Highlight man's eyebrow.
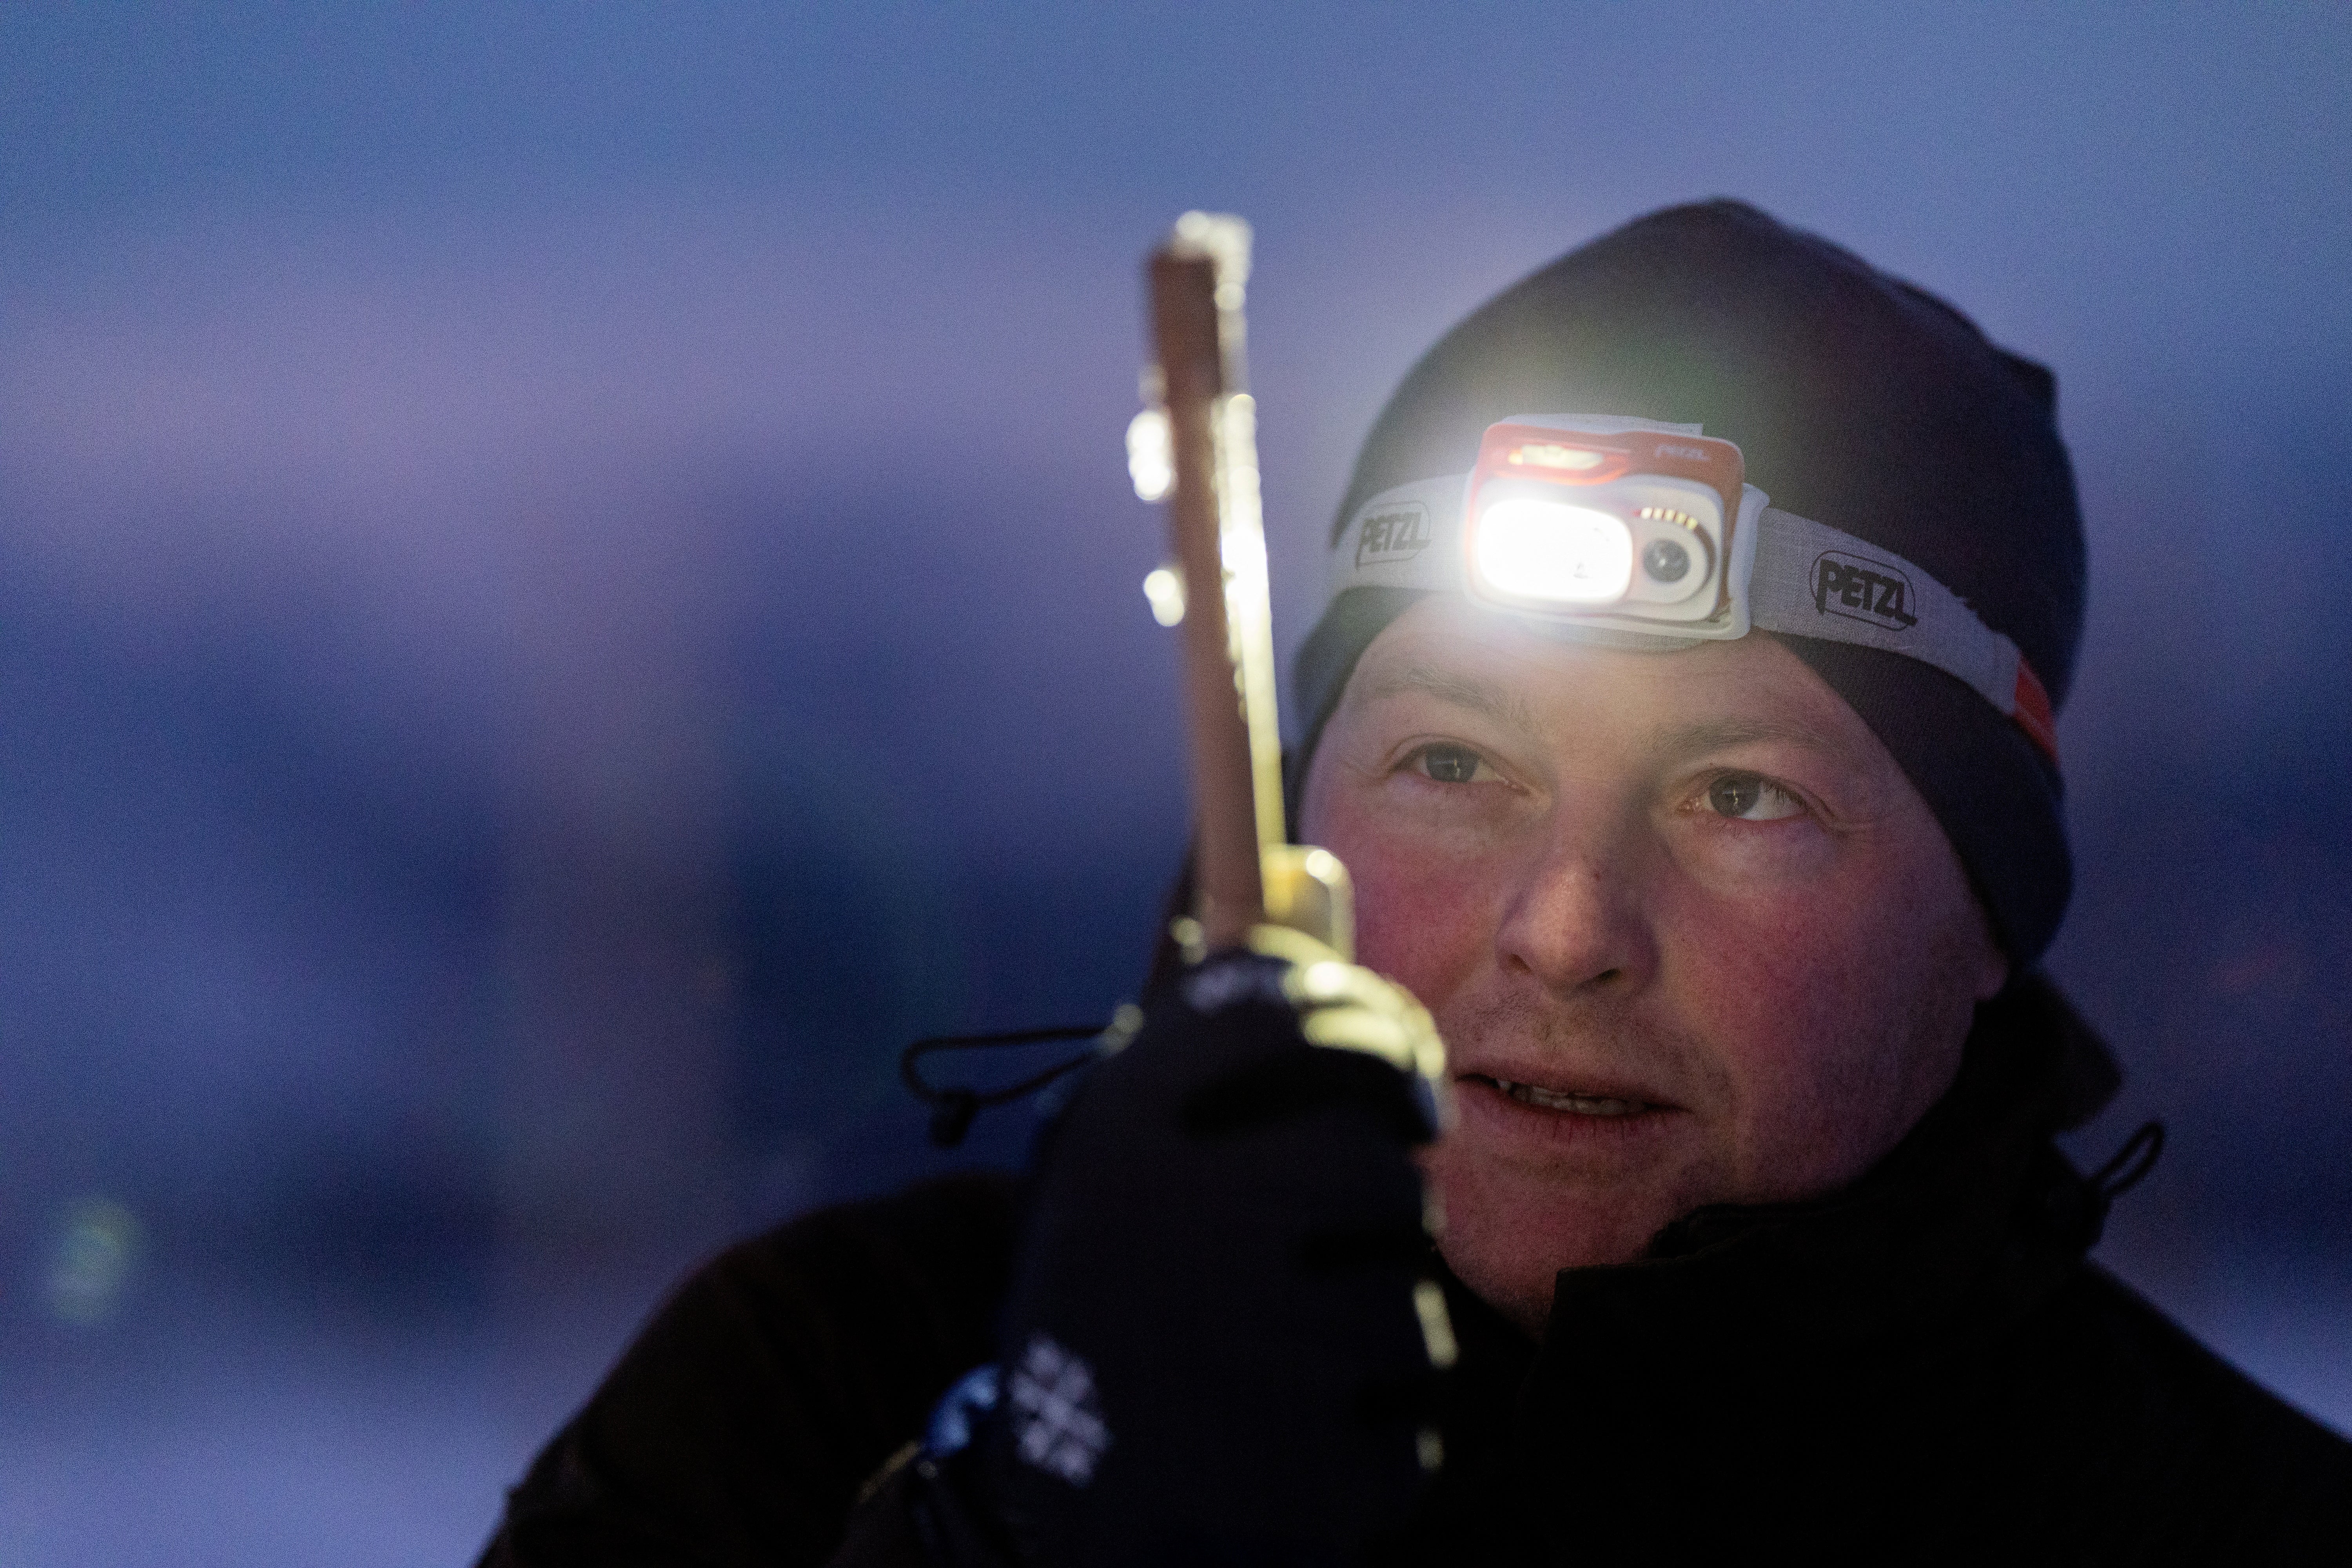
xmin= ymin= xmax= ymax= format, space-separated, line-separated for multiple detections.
xmin=1647 ymin=715 xmax=1845 ymax=760
xmin=1357 ymin=663 xmax=1542 ymax=742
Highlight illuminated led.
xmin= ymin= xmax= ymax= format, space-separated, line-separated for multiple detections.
xmin=1472 ymin=498 xmax=1633 ymax=604
xmin=1638 ymin=504 xmax=1700 ymax=530
xmin=1142 ymin=565 xmax=1186 ymax=626
xmin=1506 ymin=443 xmax=1606 ymax=471
xmin=1127 ymin=408 xmax=1174 ymax=502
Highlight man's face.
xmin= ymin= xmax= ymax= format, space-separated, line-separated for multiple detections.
xmin=1298 ymin=595 xmax=2007 ymax=1338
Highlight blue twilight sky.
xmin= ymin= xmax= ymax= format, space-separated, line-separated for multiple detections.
xmin=0 ymin=4 xmax=2348 ymax=1290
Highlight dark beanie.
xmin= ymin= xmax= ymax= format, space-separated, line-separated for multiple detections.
xmin=1293 ymin=200 xmax=2085 ymax=966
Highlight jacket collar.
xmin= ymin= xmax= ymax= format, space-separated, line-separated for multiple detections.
xmin=1524 ymin=972 xmax=2124 ymax=1394
xmin=1411 ymin=976 xmax=2130 ymax=1553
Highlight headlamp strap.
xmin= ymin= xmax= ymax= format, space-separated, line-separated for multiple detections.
xmin=1745 ymin=506 xmax=2056 ymax=762
xmin=1329 ymin=477 xmax=2060 ymax=766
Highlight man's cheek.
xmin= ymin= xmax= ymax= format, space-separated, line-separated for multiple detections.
xmin=1666 ymin=891 xmax=1911 ymax=1189
xmin=1345 ymin=843 xmax=1493 ymax=1006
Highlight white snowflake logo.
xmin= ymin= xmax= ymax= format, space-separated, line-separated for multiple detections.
xmin=1007 ymin=1333 xmax=1112 ymax=1486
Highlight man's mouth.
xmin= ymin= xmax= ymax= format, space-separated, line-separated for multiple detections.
xmin=1471 ymin=1074 xmax=1660 ymax=1118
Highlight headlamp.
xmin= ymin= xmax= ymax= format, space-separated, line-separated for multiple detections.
xmin=1470 ymin=497 xmax=1636 ymax=606
xmin=1461 ymin=420 xmax=1746 ymax=626
xmin=1330 ymin=414 xmax=2060 ymax=763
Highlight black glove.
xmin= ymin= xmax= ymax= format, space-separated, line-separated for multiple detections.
xmin=956 ymin=927 xmax=1453 ymax=1568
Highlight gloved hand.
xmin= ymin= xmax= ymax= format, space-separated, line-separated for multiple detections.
xmin=948 ymin=926 xmax=1454 ymax=1568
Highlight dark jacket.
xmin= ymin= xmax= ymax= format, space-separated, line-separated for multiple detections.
xmin=479 ymin=979 xmax=2352 ymax=1565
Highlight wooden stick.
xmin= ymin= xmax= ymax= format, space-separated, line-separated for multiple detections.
xmin=1150 ymin=247 xmax=1262 ymax=951
xmin=1146 ymin=214 xmax=1353 ymax=962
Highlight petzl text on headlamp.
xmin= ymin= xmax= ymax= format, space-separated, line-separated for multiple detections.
xmin=1333 ymin=415 xmax=2059 ymax=764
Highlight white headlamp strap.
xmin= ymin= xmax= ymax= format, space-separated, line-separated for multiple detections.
xmin=1330 ymin=477 xmax=2059 ymax=762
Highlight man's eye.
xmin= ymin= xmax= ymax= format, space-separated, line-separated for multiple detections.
xmin=1413 ymin=744 xmax=1489 ymax=784
xmin=1706 ymin=774 xmax=1803 ymax=821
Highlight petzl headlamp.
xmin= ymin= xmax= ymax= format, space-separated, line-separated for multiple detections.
xmin=1333 ymin=415 xmax=2059 ymax=762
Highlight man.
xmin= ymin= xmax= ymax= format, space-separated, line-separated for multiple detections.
xmin=480 ymin=201 xmax=2352 ymax=1565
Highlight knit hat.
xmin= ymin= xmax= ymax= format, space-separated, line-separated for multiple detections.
xmin=1293 ymin=201 xmax=2085 ymax=965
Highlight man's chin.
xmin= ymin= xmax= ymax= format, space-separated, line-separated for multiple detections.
xmin=1428 ymin=1139 xmax=1714 ymax=1334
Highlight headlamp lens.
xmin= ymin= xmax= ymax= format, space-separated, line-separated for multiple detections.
xmin=1470 ymin=498 xmax=1634 ymax=606
xmin=1641 ymin=537 xmax=1691 ymax=583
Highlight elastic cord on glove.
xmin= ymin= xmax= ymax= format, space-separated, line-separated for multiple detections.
xmin=900 ymin=1010 xmax=1143 ymax=1147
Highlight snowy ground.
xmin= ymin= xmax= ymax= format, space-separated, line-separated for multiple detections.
xmin=0 ymin=1272 xmax=648 ymax=1568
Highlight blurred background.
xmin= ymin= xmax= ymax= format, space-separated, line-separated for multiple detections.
xmin=2 ymin=4 xmax=2346 ymax=1561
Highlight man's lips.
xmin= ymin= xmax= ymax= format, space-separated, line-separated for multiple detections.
xmin=1456 ymin=1071 xmax=1680 ymax=1119
xmin=1481 ymin=1077 xmax=1648 ymax=1116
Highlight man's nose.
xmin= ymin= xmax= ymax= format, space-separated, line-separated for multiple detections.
xmin=1492 ymin=811 xmax=1657 ymax=995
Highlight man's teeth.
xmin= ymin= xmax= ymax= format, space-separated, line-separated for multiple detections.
xmin=1493 ymin=1078 xmax=1645 ymax=1116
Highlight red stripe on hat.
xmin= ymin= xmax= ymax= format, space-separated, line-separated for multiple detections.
xmin=2012 ymin=659 xmax=2059 ymax=766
